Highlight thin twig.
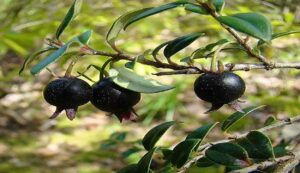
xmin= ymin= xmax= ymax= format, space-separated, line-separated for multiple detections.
xmin=229 ymin=150 xmax=300 ymax=173
xmin=153 ymin=62 xmax=300 ymax=76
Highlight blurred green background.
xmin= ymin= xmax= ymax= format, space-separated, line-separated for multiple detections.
xmin=0 ymin=0 xmax=299 ymax=172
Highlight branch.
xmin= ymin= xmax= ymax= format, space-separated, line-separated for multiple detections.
xmin=199 ymin=3 xmax=272 ymax=66
xmin=153 ymin=62 xmax=300 ymax=76
xmin=85 ymin=48 xmax=202 ymax=71
xmin=229 ymin=150 xmax=300 ymax=173
xmin=177 ymin=115 xmax=300 ymax=173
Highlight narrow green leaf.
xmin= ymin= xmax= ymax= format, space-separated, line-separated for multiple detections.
xmin=100 ymin=140 xmax=117 ymax=150
xmin=152 ymin=40 xmax=173 ymax=58
xmin=236 ymin=131 xmax=275 ymax=161
xmin=164 ymin=32 xmax=204 ymax=59
xmin=170 ymin=139 xmax=199 ymax=168
xmin=156 ymin=165 xmax=174 ymax=173
xmin=161 ymin=148 xmax=173 ymax=160
xmin=109 ymin=67 xmax=174 ymax=93
xmin=205 ymin=143 xmax=250 ymax=168
xmin=184 ymin=4 xmax=208 ymax=15
xmin=77 ymin=30 xmax=92 ymax=44
xmin=30 ymin=31 xmax=91 ymax=75
xmin=142 ymin=121 xmax=176 ymax=151
xmin=212 ymin=0 xmax=225 ymax=12
xmin=272 ymin=30 xmax=300 ymax=40
xmin=124 ymin=1 xmax=189 ymax=29
xmin=191 ymin=39 xmax=228 ymax=59
xmin=110 ymin=132 xmax=127 ymax=141
xmin=56 ymin=0 xmax=82 ymax=39
xmin=258 ymin=30 xmax=300 ymax=46
xmin=186 ymin=122 xmax=218 ymax=150
xmin=117 ymin=164 xmax=138 ymax=173
xmin=221 ymin=105 xmax=265 ymax=132
xmin=273 ymin=141 xmax=289 ymax=157
xmin=19 ymin=47 xmax=57 ymax=75
xmin=30 ymin=44 xmax=69 ymax=75
xmin=122 ymin=147 xmax=142 ymax=158
xmin=135 ymin=147 xmax=157 ymax=173
xmin=203 ymin=39 xmax=229 ymax=52
xmin=264 ymin=116 xmax=277 ymax=126
xmin=218 ymin=13 xmax=272 ymax=41
xmin=106 ymin=8 xmax=151 ymax=51
xmin=196 ymin=157 xmax=215 ymax=167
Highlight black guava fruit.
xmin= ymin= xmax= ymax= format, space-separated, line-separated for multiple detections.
xmin=91 ymin=78 xmax=141 ymax=122
xmin=43 ymin=77 xmax=92 ymax=120
xmin=194 ymin=72 xmax=246 ymax=112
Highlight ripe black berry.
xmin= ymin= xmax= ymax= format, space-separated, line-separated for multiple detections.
xmin=43 ymin=77 xmax=92 ymax=120
xmin=194 ymin=72 xmax=246 ymax=112
xmin=91 ymin=78 xmax=141 ymax=122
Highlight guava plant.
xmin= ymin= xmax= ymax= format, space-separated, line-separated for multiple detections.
xmin=19 ymin=0 xmax=300 ymax=172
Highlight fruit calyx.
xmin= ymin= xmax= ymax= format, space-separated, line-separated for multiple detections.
xmin=91 ymin=78 xmax=141 ymax=122
xmin=43 ymin=77 xmax=92 ymax=120
xmin=194 ymin=71 xmax=246 ymax=113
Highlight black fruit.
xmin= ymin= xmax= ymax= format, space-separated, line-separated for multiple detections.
xmin=43 ymin=77 xmax=92 ymax=120
xmin=194 ymin=72 xmax=246 ymax=112
xmin=91 ymin=78 xmax=141 ymax=122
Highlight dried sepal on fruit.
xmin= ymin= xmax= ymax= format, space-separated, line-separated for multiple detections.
xmin=91 ymin=78 xmax=141 ymax=122
xmin=43 ymin=77 xmax=92 ymax=120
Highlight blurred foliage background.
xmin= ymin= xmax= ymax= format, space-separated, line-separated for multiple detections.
xmin=0 ymin=0 xmax=299 ymax=172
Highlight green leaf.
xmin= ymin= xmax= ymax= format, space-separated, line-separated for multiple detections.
xmin=106 ymin=8 xmax=151 ymax=51
xmin=191 ymin=39 xmax=228 ymax=59
xmin=117 ymin=164 xmax=138 ymax=173
xmin=30 ymin=44 xmax=69 ymax=75
xmin=205 ymin=143 xmax=250 ymax=168
xmin=142 ymin=121 xmax=176 ymax=151
xmin=196 ymin=157 xmax=215 ymax=167
xmin=218 ymin=13 xmax=272 ymax=41
xmin=273 ymin=141 xmax=289 ymax=157
xmin=56 ymin=0 xmax=82 ymax=39
xmin=186 ymin=122 xmax=218 ymax=150
xmin=110 ymin=131 xmax=127 ymax=141
xmin=258 ymin=30 xmax=300 ymax=46
xmin=156 ymin=165 xmax=174 ymax=173
xmin=236 ymin=131 xmax=275 ymax=161
xmin=184 ymin=4 xmax=208 ymax=15
xmin=164 ymin=32 xmax=204 ymax=59
xmin=212 ymin=0 xmax=225 ymax=12
xmin=152 ymin=41 xmax=173 ymax=58
xmin=264 ymin=116 xmax=277 ymax=126
xmin=161 ymin=148 xmax=173 ymax=160
xmin=272 ymin=30 xmax=300 ymax=40
xmin=221 ymin=105 xmax=265 ymax=132
xmin=19 ymin=47 xmax=57 ymax=75
xmin=100 ymin=140 xmax=117 ymax=150
xmin=124 ymin=1 xmax=189 ymax=29
xmin=77 ymin=30 xmax=92 ymax=44
xmin=135 ymin=147 xmax=157 ymax=173
xmin=30 ymin=31 xmax=91 ymax=75
xmin=109 ymin=67 xmax=174 ymax=93
xmin=170 ymin=139 xmax=199 ymax=168
xmin=122 ymin=147 xmax=142 ymax=158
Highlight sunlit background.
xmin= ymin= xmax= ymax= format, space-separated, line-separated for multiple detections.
xmin=0 ymin=0 xmax=299 ymax=172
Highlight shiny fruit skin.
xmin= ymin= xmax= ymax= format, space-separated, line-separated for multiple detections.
xmin=194 ymin=72 xmax=245 ymax=106
xmin=43 ymin=77 xmax=92 ymax=109
xmin=91 ymin=78 xmax=140 ymax=114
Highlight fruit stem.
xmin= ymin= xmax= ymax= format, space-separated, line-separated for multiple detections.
xmin=211 ymin=41 xmax=235 ymax=72
xmin=65 ymin=56 xmax=79 ymax=77
xmin=100 ymin=58 xmax=115 ymax=80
